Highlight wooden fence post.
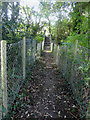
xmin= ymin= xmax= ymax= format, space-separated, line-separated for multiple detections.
xmin=36 ymin=40 xmax=37 ymax=53
xmin=71 ymin=40 xmax=78 ymax=97
xmin=74 ymin=40 xmax=78 ymax=59
xmin=64 ymin=45 xmax=68 ymax=76
xmin=0 ymin=3 xmax=2 ymax=118
xmin=56 ymin=45 xmax=59 ymax=65
xmin=0 ymin=88 xmax=2 ymax=119
xmin=33 ymin=39 xmax=36 ymax=62
xmin=22 ymin=37 xmax=26 ymax=80
xmin=51 ymin=43 xmax=53 ymax=52
xmin=42 ymin=40 xmax=44 ymax=51
xmin=40 ymin=42 xmax=42 ymax=56
xmin=1 ymin=40 xmax=7 ymax=117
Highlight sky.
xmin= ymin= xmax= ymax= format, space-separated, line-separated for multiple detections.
xmin=7 ymin=0 xmax=70 ymax=25
xmin=20 ymin=0 xmax=40 ymax=11
xmin=20 ymin=0 xmax=59 ymax=25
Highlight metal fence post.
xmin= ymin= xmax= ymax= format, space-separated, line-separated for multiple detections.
xmin=1 ymin=40 xmax=7 ymax=117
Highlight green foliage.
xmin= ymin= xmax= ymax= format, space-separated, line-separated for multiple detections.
xmin=1 ymin=1 xmax=89 ymax=118
xmin=2 ymin=3 xmax=45 ymax=43
xmin=34 ymin=34 xmax=44 ymax=43
xmin=2 ymin=105 xmax=7 ymax=114
xmin=66 ymin=33 xmax=88 ymax=47
xmin=51 ymin=18 xmax=71 ymax=43
xmin=66 ymin=2 xmax=89 ymax=47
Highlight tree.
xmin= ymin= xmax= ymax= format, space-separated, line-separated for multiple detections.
xmin=40 ymin=1 xmax=53 ymax=36
xmin=68 ymin=2 xmax=89 ymax=47
xmin=2 ymin=2 xmax=21 ymax=43
xmin=0 ymin=1 xmax=2 ymax=40
xmin=50 ymin=1 xmax=71 ymax=43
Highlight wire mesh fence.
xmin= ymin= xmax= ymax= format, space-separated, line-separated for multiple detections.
xmin=26 ymin=39 xmax=36 ymax=72
xmin=52 ymin=41 xmax=89 ymax=118
xmin=0 ymin=38 xmax=44 ymax=119
xmin=7 ymin=40 xmax=23 ymax=110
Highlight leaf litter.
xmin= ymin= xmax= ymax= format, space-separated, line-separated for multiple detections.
xmin=7 ymin=52 xmax=81 ymax=119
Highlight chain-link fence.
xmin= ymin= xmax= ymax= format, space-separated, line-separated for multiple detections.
xmin=52 ymin=41 xmax=89 ymax=118
xmin=0 ymin=38 xmax=44 ymax=119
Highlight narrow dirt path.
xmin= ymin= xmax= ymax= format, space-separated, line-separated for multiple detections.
xmin=8 ymin=52 xmax=81 ymax=119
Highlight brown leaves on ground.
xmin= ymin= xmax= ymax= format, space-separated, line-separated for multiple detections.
xmin=8 ymin=52 xmax=81 ymax=119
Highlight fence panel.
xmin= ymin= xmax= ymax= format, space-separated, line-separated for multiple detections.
xmin=26 ymin=38 xmax=37 ymax=71
xmin=7 ymin=40 xmax=23 ymax=110
xmin=52 ymin=41 xmax=89 ymax=118
xmin=26 ymin=38 xmax=32 ymax=72
xmin=0 ymin=38 xmax=44 ymax=119
xmin=37 ymin=42 xmax=41 ymax=59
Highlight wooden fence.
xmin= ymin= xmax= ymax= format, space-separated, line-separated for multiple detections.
xmin=51 ymin=41 xmax=89 ymax=119
xmin=0 ymin=37 xmax=44 ymax=119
